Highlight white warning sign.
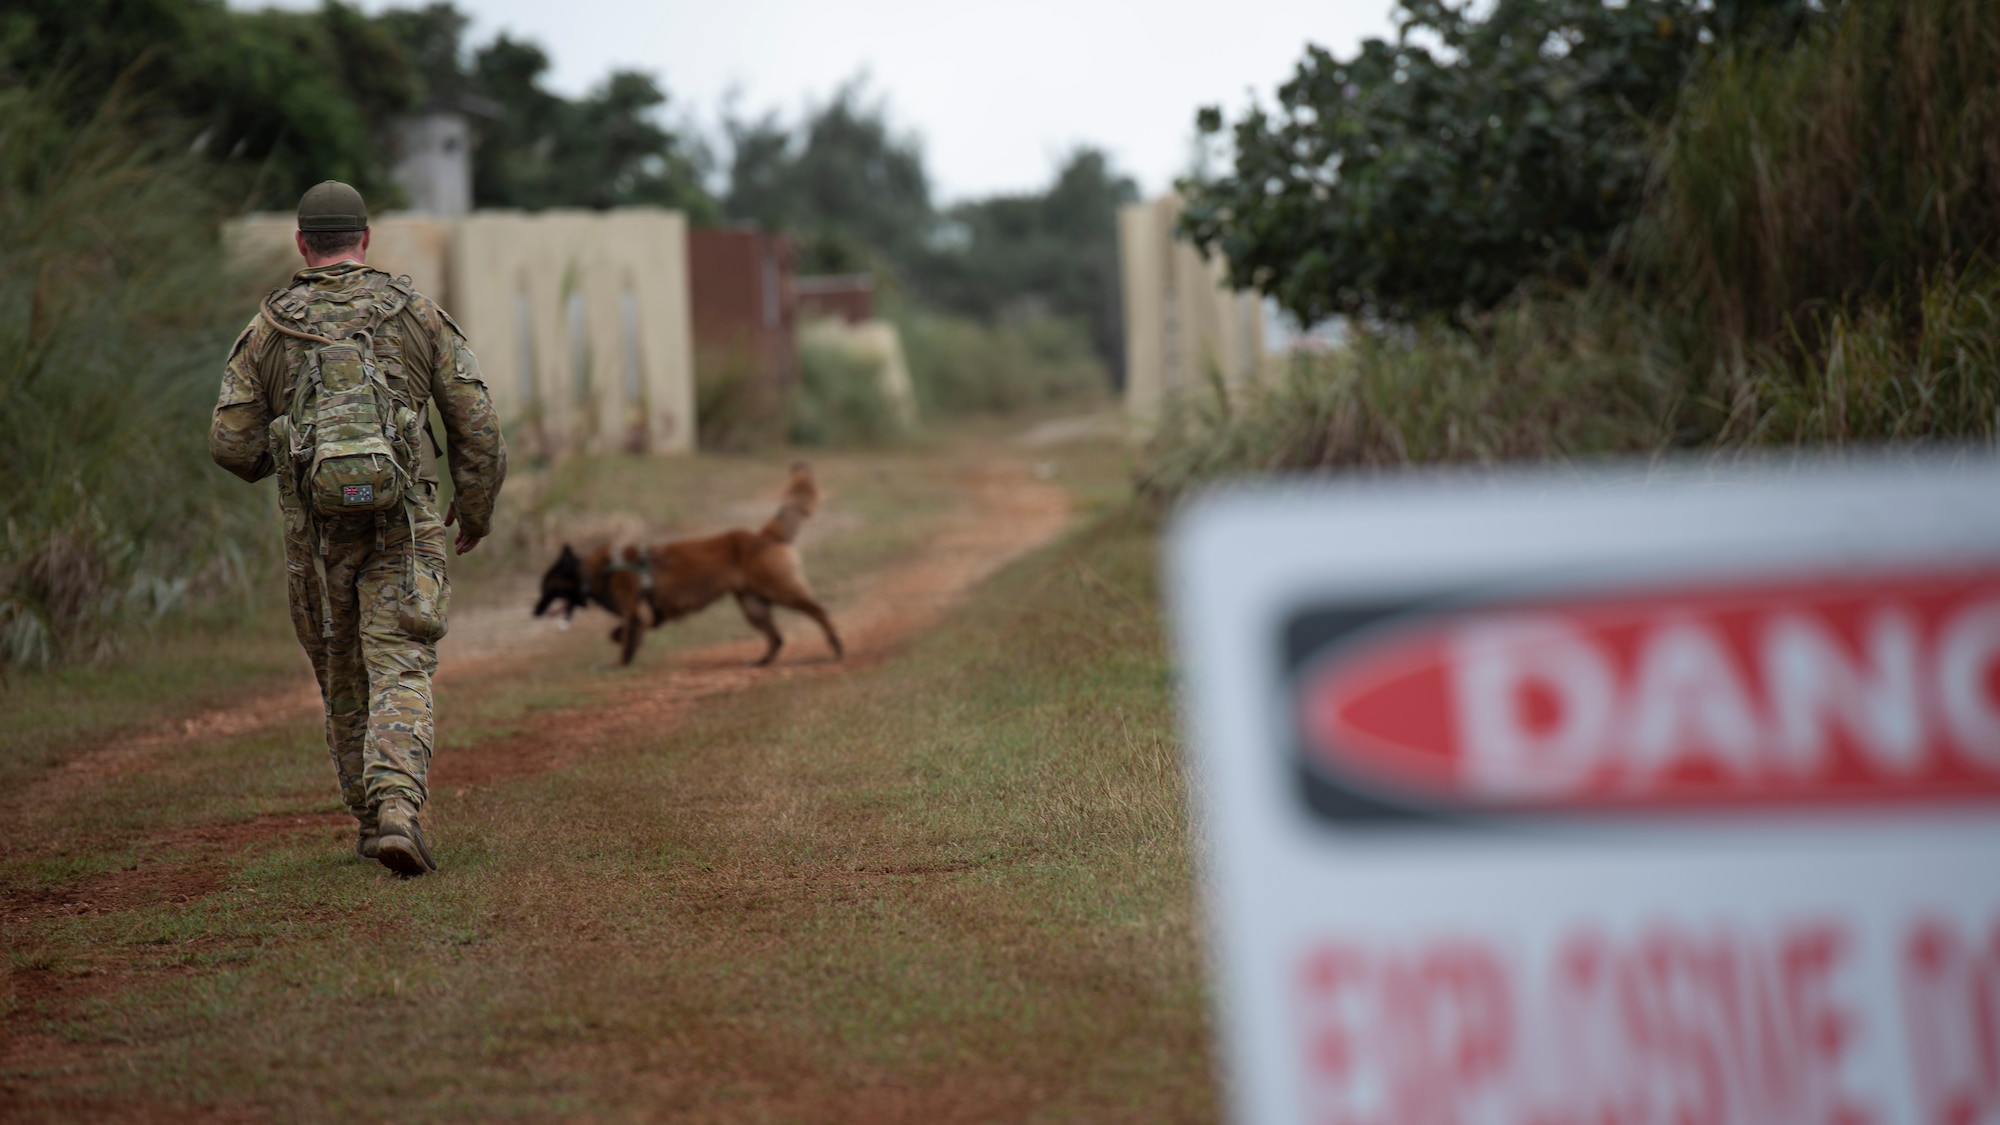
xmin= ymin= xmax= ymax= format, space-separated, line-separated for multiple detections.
xmin=1168 ymin=462 xmax=2000 ymax=1125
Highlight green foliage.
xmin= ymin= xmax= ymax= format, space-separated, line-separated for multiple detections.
xmin=0 ymin=0 xmax=422 ymax=210
xmin=924 ymin=149 xmax=1138 ymax=371
xmin=897 ymin=307 xmax=1110 ymax=418
xmin=1149 ymin=0 xmax=2000 ymax=496
xmin=791 ymin=336 xmax=904 ymax=448
xmin=722 ymin=90 xmax=1135 ymax=372
xmin=1180 ymin=0 xmax=1810 ymax=325
xmin=724 ymin=79 xmax=934 ymax=277
xmin=1 ymin=0 xmax=714 ymax=216
xmin=692 ymin=354 xmax=787 ymax=453
xmin=459 ymin=33 xmax=714 ymax=217
xmin=0 ymin=82 xmax=267 ymax=667
xmin=1723 ymin=268 xmax=2000 ymax=447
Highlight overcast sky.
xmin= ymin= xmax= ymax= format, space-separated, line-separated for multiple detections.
xmin=238 ymin=0 xmax=1401 ymax=203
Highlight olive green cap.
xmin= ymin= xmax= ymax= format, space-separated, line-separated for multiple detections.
xmin=296 ymin=180 xmax=369 ymax=232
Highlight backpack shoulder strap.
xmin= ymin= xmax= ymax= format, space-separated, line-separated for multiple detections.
xmin=261 ymin=293 xmax=331 ymax=345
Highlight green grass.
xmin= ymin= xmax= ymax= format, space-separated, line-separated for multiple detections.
xmin=0 ymin=603 xmax=301 ymax=791
xmin=0 ymin=433 xmax=1211 ymax=1122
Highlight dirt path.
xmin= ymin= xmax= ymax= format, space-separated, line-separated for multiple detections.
xmin=14 ymin=456 xmax=1071 ymax=810
xmin=5 ymin=453 xmax=1072 ymax=907
xmin=437 ymin=459 xmax=1074 ymax=787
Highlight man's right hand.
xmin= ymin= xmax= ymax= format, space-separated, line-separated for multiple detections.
xmin=444 ymin=504 xmax=479 ymax=555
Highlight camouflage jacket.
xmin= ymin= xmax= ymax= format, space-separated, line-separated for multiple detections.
xmin=209 ymin=261 xmax=507 ymax=540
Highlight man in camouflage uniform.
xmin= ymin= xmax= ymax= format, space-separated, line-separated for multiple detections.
xmin=210 ymin=181 xmax=506 ymax=877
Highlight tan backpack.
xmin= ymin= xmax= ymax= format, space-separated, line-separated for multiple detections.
xmin=261 ymin=282 xmax=425 ymax=518
xmin=260 ymin=276 xmax=447 ymax=642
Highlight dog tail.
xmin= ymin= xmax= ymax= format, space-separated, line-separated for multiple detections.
xmin=760 ymin=461 xmax=818 ymax=544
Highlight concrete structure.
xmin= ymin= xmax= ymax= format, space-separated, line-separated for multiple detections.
xmin=452 ymin=209 xmax=695 ymax=459
xmin=795 ymin=273 xmax=875 ymax=326
xmin=1117 ymin=194 xmax=1266 ymax=434
xmin=688 ymin=228 xmax=797 ymax=387
xmin=391 ymin=112 xmax=473 ymax=219
xmin=223 ymin=208 xmax=696 ymax=461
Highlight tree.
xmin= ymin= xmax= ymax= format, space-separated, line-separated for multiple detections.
xmin=923 ymin=149 xmax=1138 ymax=368
xmin=1180 ymin=0 xmax=1816 ymax=327
xmin=0 ymin=0 xmax=422 ymax=209
xmin=464 ymin=33 xmax=714 ymax=218
xmin=723 ymin=79 xmax=935 ymax=276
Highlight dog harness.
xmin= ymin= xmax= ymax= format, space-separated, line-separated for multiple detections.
xmin=581 ymin=554 xmax=655 ymax=609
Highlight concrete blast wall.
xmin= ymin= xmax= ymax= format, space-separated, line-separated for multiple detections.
xmin=225 ymin=213 xmax=453 ymax=299
xmin=452 ymin=209 xmax=695 ymax=460
xmin=1117 ymin=195 xmax=1265 ymax=435
xmin=223 ymin=208 xmax=695 ymax=461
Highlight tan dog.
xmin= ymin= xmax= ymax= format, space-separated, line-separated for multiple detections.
xmin=534 ymin=463 xmax=844 ymax=666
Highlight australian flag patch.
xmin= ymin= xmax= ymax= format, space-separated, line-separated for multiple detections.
xmin=342 ymin=484 xmax=374 ymax=505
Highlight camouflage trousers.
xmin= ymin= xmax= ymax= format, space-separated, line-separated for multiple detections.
xmin=283 ymin=486 xmax=452 ymax=821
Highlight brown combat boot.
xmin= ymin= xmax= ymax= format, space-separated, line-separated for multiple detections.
xmin=373 ymin=796 xmax=437 ymax=876
xmin=355 ymin=816 xmax=381 ymax=860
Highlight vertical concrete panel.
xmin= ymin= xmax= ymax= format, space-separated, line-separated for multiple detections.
xmin=453 ymin=211 xmax=558 ymax=460
xmin=363 ymin=216 xmax=450 ymax=296
xmin=545 ymin=209 xmax=698 ymax=455
xmin=649 ymin=212 xmax=696 ymax=453
xmin=1118 ymin=194 xmax=1268 ymax=437
xmin=597 ymin=209 xmax=696 ymax=454
xmin=1119 ymin=201 xmax=1166 ymax=432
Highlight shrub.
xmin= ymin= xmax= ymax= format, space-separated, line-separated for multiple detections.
xmin=0 ymin=82 xmax=266 ymax=667
xmin=790 ymin=331 xmax=904 ymax=447
xmin=895 ymin=307 xmax=1109 ymax=417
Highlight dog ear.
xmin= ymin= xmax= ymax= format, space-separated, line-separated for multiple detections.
xmin=559 ymin=543 xmax=577 ymax=562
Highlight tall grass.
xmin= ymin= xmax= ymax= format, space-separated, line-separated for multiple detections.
xmin=1140 ymin=270 xmax=2000 ymax=499
xmin=0 ymin=82 xmax=267 ymax=668
xmin=1640 ymin=0 xmax=2000 ymax=356
xmin=1137 ymin=290 xmax=1683 ymax=498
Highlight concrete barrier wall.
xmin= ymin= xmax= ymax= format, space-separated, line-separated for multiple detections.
xmin=225 ymin=213 xmax=453 ymax=298
xmin=1117 ymin=195 xmax=1266 ymax=435
xmin=224 ymin=208 xmax=695 ymax=461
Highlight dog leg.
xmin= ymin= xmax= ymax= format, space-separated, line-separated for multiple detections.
xmin=777 ymin=593 xmax=843 ymax=661
xmin=619 ymin=610 xmax=644 ymax=666
xmin=735 ymin=593 xmax=784 ymax=667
